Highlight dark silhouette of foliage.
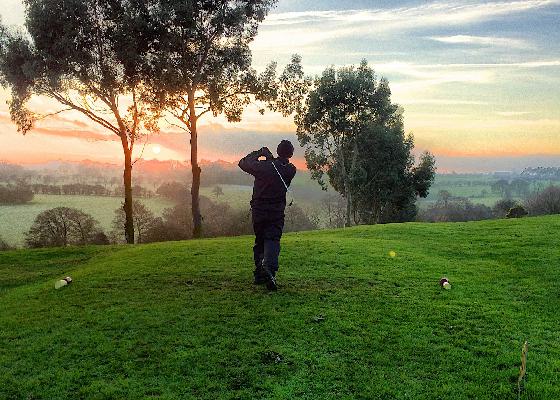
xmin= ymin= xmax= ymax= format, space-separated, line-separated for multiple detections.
xmin=0 ymin=1 xmax=162 ymax=244
xmin=296 ymin=60 xmax=435 ymax=225
xmin=506 ymin=205 xmax=528 ymax=219
xmin=111 ymin=201 xmax=161 ymax=244
xmin=493 ymin=199 xmax=519 ymax=218
xmin=0 ymin=183 xmax=34 ymax=204
xmin=156 ymin=182 xmax=190 ymax=202
xmin=25 ymin=207 xmax=105 ymax=248
xmin=419 ymin=198 xmax=494 ymax=223
xmin=147 ymin=0 xmax=307 ymax=237
xmin=0 ymin=236 xmax=14 ymax=251
xmin=525 ymin=186 xmax=560 ymax=216
xmin=284 ymin=205 xmax=318 ymax=232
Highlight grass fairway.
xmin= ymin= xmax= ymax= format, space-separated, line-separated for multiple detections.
xmin=1 ymin=216 xmax=559 ymax=399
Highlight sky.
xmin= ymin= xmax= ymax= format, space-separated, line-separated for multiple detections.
xmin=1 ymin=0 xmax=559 ymax=172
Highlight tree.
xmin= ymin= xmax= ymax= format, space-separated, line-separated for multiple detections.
xmin=25 ymin=207 xmax=105 ymax=248
xmin=321 ymin=192 xmax=347 ymax=228
xmin=0 ymin=183 xmax=34 ymax=204
xmin=212 ymin=185 xmax=224 ymax=200
xmin=0 ymin=236 xmax=14 ymax=251
xmin=351 ymin=124 xmax=435 ymax=223
xmin=525 ymin=185 xmax=560 ymax=215
xmin=419 ymin=198 xmax=494 ymax=223
xmin=284 ymin=205 xmax=318 ymax=232
xmin=156 ymin=181 xmax=190 ymax=202
xmin=437 ymin=190 xmax=452 ymax=207
xmin=147 ymin=1 xmax=307 ymax=237
xmin=296 ymin=60 xmax=435 ymax=225
xmin=491 ymin=179 xmax=511 ymax=198
xmin=111 ymin=200 xmax=160 ymax=244
xmin=510 ymin=178 xmax=530 ymax=198
xmin=0 ymin=1 xmax=160 ymax=244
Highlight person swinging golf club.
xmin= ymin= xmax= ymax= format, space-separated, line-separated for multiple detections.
xmin=238 ymin=140 xmax=297 ymax=290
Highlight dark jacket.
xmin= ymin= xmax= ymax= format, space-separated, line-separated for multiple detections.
xmin=238 ymin=150 xmax=297 ymax=211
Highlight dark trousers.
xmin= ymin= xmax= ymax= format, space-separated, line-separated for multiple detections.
xmin=252 ymin=208 xmax=285 ymax=274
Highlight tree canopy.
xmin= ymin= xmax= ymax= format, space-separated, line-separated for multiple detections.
xmin=296 ymin=60 xmax=435 ymax=225
xmin=0 ymin=0 xmax=162 ymax=243
xmin=145 ymin=0 xmax=307 ymax=237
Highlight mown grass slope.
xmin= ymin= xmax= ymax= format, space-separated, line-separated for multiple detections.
xmin=1 ymin=216 xmax=559 ymax=399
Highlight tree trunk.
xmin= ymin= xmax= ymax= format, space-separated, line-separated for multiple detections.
xmin=345 ymin=190 xmax=352 ymax=227
xmin=123 ymin=145 xmax=135 ymax=244
xmin=189 ymin=99 xmax=203 ymax=238
xmin=350 ymin=138 xmax=360 ymax=226
xmin=339 ymin=147 xmax=352 ymax=228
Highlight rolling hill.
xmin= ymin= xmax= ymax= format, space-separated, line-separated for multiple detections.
xmin=1 ymin=216 xmax=559 ymax=399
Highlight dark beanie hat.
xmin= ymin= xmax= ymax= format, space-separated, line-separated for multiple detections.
xmin=277 ymin=140 xmax=294 ymax=158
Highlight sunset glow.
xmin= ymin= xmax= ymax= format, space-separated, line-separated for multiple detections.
xmin=1 ymin=0 xmax=559 ymax=172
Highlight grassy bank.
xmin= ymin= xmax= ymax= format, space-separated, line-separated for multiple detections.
xmin=1 ymin=216 xmax=559 ymax=399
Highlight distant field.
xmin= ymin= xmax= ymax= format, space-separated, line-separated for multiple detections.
xmin=0 ymin=195 xmax=174 ymax=246
xmin=418 ymin=174 xmax=557 ymax=210
xmin=201 ymin=174 xmax=542 ymax=213
xmin=201 ymin=176 xmax=328 ymax=212
xmin=2 ymin=174 xmax=555 ymax=246
xmin=200 ymin=184 xmax=253 ymax=209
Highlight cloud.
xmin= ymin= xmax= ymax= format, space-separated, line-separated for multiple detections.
xmin=370 ymin=59 xmax=560 ymax=97
xmin=495 ymin=111 xmax=534 ymax=116
xmin=253 ymin=0 xmax=560 ymax=59
xmin=32 ymin=127 xmax=118 ymax=142
xmin=398 ymin=99 xmax=489 ymax=105
xmin=431 ymin=154 xmax=560 ymax=173
xmin=429 ymin=35 xmax=530 ymax=48
xmin=263 ymin=1 xmax=560 ymax=30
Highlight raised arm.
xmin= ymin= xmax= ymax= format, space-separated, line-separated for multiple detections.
xmin=238 ymin=147 xmax=273 ymax=176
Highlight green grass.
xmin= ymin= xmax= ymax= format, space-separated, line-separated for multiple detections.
xmin=0 ymin=195 xmax=174 ymax=246
xmin=1 ymin=216 xmax=560 ymax=399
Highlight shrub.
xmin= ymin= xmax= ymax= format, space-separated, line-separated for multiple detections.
xmin=525 ymin=186 xmax=560 ymax=215
xmin=111 ymin=201 xmax=162 ymax=244
xmin=0 ymin=183 xmax=34 ymax=204
xmin=91 ymin=232 xmax=111 ymax=245
xmin=156 ymin=182 xmax=189 ymax=202
xmin=506 ymin=205 xmax=528 ymax=218
xmin=419 ymin=198 xmax=494 ymax=222
xmin=25 ymin=207 xmax=106 ymax=248
xmin=285 ymin=205 xmax=319 ymax=232
xmin=0 ymin=237 xmax=14 ymax=251
xmin=493 ymin=199 xmax=518 ymax=218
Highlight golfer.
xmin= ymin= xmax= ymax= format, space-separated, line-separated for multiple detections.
xmin=238 ymin=140 xmax=297 ymax=290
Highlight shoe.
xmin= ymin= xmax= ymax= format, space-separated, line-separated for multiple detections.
xmin=266 ymin=275 xmax=277 ymax=291
xmin=264 ymin=268 xmax=277 ymax=291
xmin=253 ymin=266 xmax=267 ymax=284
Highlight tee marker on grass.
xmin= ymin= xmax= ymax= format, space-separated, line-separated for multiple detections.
xmin=55 ymin=276 xmax=73 ymax=289
xmin=439 ymin=277 xmax=451 ymax=290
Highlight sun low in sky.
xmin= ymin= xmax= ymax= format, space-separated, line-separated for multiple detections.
xmin=1 ymin=0 xmax=559 ymax=172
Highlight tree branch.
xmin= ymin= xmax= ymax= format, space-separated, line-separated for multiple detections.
xmin=35 ymin=108 xmax=73 ymax=120
xmin=47 ymin=90 xmax=120 ymax=135
xmin=132 ymin=133 xmax=150 ymax=166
